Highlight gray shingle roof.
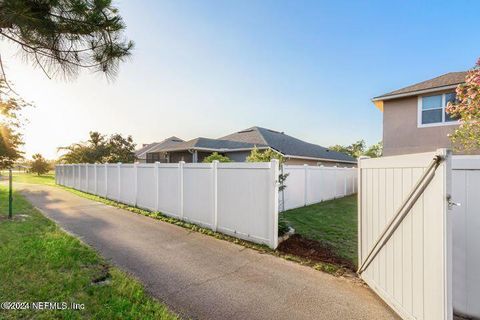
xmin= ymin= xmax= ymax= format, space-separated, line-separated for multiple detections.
xmin=222 ymin=127 xmax=356 ymax=163
xmin=136 ymin=137 xmax=184 ymax=159
xmin=147 ymin=136 xmax=185 ymax=153
xmin=373 ymin=71 xmax=467 ymax=100
xmin=162 ymin=137 xmax=264 ymax=152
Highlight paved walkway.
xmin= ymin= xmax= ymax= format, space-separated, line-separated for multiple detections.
xmin=16 ymin=183 xmax=399 ymax=320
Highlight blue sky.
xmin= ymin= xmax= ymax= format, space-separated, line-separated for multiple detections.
xmin=1 ymin=0 xmax=479 ymax=158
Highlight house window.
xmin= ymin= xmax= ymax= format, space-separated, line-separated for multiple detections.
xmin=146 ymin=152 xmax=160 ymax=163
xmin=418 ymin=93 xmax=459 ymax=127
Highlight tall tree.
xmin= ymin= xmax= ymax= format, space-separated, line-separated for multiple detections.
xmin=0 ymin=0 xmax=134 ymax=81
xmin=104 ymin=133 xmax=135 ymax=163
xmin=0 ymin=80 xmax=27 ymax=168
xmin=446 ymin=58 xmax=480 ymax=151
xmin=59 ymin=131 xmax=135 ymax=163
xmin=30 ymin=153 xmax=50 ymax=175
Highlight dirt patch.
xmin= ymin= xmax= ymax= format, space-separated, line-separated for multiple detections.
xmin=0 ymin=214 xmax=30 ymax=222
xmin=91 ymin=263 xmax=111 ymax=285
xmin=277 ymin=234 xmax=356 ymax=271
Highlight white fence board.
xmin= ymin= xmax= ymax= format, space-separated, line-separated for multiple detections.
xmin=96 ymin=165 xmax=107 ymax=197
xmin=106 ymin=165 xmax=119 ymax=201
xmin=136 ymin=164 xmax=156 ymax=211
xmin=87 ymin=164 xmax=95 ymax=194
xmin=55 ymin=161 xmax=279 ymax=249
xmin=217 ymin=162 xmax=277 ymax=245
xmin=358 ymin=150 xmax=452 ymax=320
xmin=157 ymin=165 xmax=181 ymax=218
xmin=451 ymin=156 xmax=480 ymax=319
xmin=183 ymin=164 xmax=214 ymax=228
xmin=119 ymin=165 xmax=136 ymax=206
xmin=282 ymin=165 xmax=357 ymax=211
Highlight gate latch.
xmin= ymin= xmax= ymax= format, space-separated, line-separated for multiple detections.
xmin=447 ymin=195 xmax=461 ymax=209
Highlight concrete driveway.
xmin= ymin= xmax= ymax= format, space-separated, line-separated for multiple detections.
xmin=16 ymin=183 xmax=399 ymax=320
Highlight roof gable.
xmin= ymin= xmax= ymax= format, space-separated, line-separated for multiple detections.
xmin=142 ymin=136 xmax=185 ymax=154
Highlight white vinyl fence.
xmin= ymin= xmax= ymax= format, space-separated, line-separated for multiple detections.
xmin=451 ymin=156 xmax=480 ymax=319
xmin=281 ymin=165 xmax=357 ymax=211
xmin=358 ymin=149 xmax=452 ymax=320
xmin=56 ymin=161 xmax=280 ymax=249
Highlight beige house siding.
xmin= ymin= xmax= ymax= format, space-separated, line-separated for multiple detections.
xmin=382 ymin=94 xmax=460 ymax=156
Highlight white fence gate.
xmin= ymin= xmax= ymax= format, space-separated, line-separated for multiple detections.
xmin=56 ymin=161 xmax=279 ymax=249
xmin=451 ymin=156 xmax=480 ymax=319
xmin=358 ymin=149 xmax=452 ymax=320
xmin=281 ymin=165 xmax=357 ymax=211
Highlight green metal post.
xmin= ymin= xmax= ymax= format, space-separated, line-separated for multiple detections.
xmin=8 ymin=168 xmax=12 ymax=219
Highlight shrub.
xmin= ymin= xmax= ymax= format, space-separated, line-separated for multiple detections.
xmin=202 ymin=152 xmax=232 ymax=163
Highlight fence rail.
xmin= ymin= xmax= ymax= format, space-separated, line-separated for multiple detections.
xmin=281 ymin=165 xmax=357 ymax=211
xmin=56 ymin=160 xmax=280 ymax=249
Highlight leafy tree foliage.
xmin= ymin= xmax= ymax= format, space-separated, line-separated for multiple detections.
xmin=446 ymin=58 xmax=480 ymax=151
xmin=246 ymin=147 xmax=284 ymax=162
xmin=363 ymin=142 xmax=383 ymax=158
xmin=329 ymin=140 xmax=382 ymax=158
xmin=247 ymin=147 xmax=288 ymax=192
xmin=0 ymin=0 xmax=134 ymax=80
xmin=202 ymin=152 xmax=232 ymax=163
xmin=0 ymin=80 xmax=27 ymax=168
xmin=59 ymin=131 xmax=135 ymax=163
xmin=30 ymin=153 xmax=50 ymax=175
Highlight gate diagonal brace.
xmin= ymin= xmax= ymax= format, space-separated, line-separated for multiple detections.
xmin=357 ymin=154 xmax=445 ymax=275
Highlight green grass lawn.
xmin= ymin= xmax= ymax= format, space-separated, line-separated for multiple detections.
xmin=1 ymin=171 xmax=56 ymax=186
xmin=280 ymin=195 xmax=358 ymax=267
xmin=0 ymin=186 xmax=178 ymax=320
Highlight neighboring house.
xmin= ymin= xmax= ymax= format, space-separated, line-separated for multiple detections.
xmin=145 ymin=126 xmax=356 ymax=166
xmin=372 ymin=72 xmax=467 ymax=156
xmin=135 ymin=136 xmax=184 ymax=163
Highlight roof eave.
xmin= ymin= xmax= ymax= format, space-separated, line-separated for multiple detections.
xmin=159 ymin=146 xmax=270 ymax=153
xmin=372 ymin=84 xmax=460 ymax=102
xmin=284 ymin=154 xmax=357 ymax=164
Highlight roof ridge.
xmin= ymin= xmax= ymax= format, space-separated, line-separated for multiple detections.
xmin=251 ymin=127 xmax=273 ymax=145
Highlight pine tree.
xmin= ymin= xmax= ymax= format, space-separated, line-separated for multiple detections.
xmin=0 ymin=0 xmax=134 ymax=81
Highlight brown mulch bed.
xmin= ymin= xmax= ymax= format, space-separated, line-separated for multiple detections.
xmin=277 ymin=234 xmax=356 ymax=271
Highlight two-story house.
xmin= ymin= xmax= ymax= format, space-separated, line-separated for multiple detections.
xmin=372 ymin=72 xmax=467 ymax=156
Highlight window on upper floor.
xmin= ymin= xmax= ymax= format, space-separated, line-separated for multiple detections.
xmin=418 ymin=92 xmax=459 ymax=127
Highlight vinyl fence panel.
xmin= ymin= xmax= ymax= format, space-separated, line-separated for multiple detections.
xmin=87 ymin=164 xmax=96 ymax=194
xmin=96 ymin=165 xmax=107 ymax=197
xmin=55 ymin=160 xmax=280 ymax=249
xmin=136 ymin=164 xmax=156 ymax=211
xmin=282 ymin=165 xmax=357 ymax=211
xmin=358 ymin=150 xmax=452 ymax=320
xmin=216 ymin=162 xmax=278 ymax=246
xmin=106 ymin=165 xmax=119 ymax=201
xmin=183 ymin=164 xmax=215 ymax=228
xmin=79 ymin=165 xmax=87 ymax=192
xmin=157 ymin=164 xmax=181 ymax=218
xmin=119 ymin=164 xmax=136 ymax=206
xmin=451 ymin=156 xmax=480 ymax=319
